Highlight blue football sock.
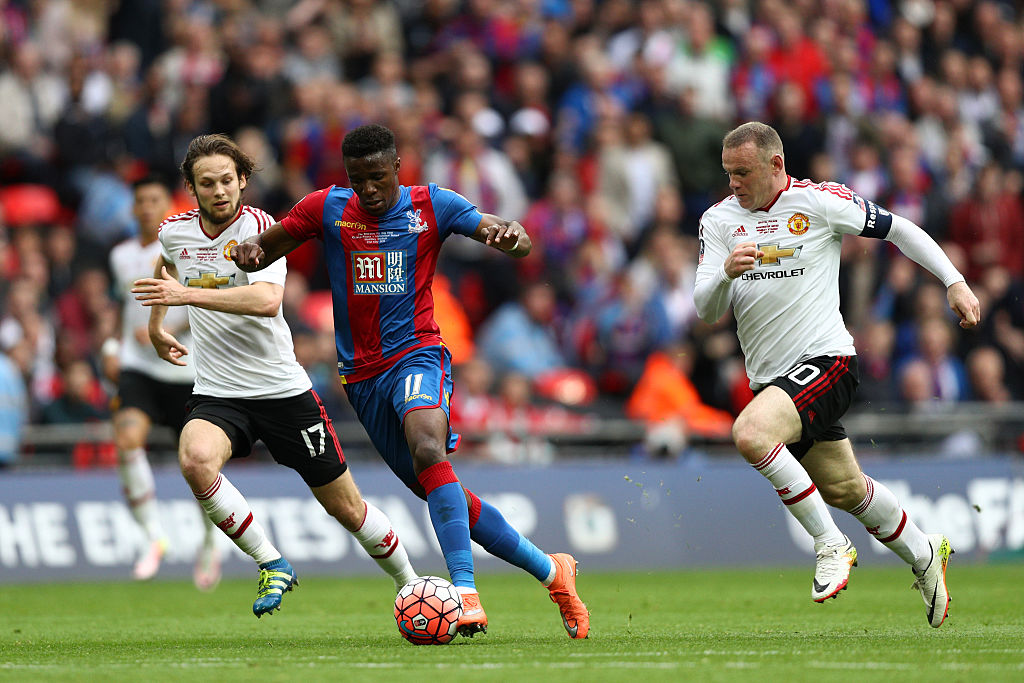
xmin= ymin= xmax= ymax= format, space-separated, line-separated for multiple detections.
xmin=471 ymin=499 xmax=552 ymax=582
xmin=427 ymin=481 xmax=475 ymax=589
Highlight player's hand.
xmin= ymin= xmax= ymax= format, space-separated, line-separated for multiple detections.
xmin=484 ymin=220 xmax=530 ymax=254
xmin=231 ymin=241 xmax=264 ymax=271
xmin=948 ymin=281 xmax=981 ymax=329
xmin=132 ymin=267 xmax=189 ymax=306
xmin=148 ymin=327 xmax=189 ymax=366
xmin=724 ymin=241 xmax=764 ymax=279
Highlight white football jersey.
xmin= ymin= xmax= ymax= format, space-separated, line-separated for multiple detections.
xmin=110 ymin=237 xmax=195 ymax=384
xmin=697 ymin=177 xmax=893 ymax=386
xmin=158 ymin=206 xmax=311 ymax=399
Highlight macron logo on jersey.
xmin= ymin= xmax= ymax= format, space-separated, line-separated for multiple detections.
xmin=352 ymin=250 xmax=407 ymax=295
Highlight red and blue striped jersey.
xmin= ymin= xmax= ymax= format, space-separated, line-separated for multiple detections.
xmin=280 ymin=184 xmax=481 ymax=382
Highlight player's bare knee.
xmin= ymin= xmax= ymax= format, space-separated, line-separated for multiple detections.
xmin=178 ymin=444 xmax=219 ymax=488
xmin=732 ymin=417 xmax=771 ymax=460
xmin=331 ymin=498 xmax=367 ymax=532
xmin=410 ymin=440 xmax=447 ymax=472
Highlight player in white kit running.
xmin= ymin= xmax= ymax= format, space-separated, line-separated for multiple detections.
xmin=108 ymin=176 xmax=219 ymax=589
xmin=694 ymin=122 xmax=980 ymax=628
xmin=132 ymin=134 xmax=417 ymax=617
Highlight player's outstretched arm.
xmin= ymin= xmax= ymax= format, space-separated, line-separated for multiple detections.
xmin=231 ymin=224 xmax=303 ymax=272
xmin=470 ymin=213 xmax=532 ymax=257
xmin=133 ymin=264 xmax=284 ymax=317
xmin=883 ymin=214 xmax=981 ymax=328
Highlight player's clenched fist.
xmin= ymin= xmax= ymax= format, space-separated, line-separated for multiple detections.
xmin=724 ymin=241 xmax=764 ymax=279
xmin=231 ymin=241 xmax=264 ymax=271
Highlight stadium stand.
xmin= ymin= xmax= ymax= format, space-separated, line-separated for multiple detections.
xmin=2 ymin=0 xmax=1023 ymax=467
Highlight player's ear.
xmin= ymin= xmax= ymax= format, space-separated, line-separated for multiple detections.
xmin=185 ymin=181 xmax=196 ymax=198
xmin=394 ymin=156 xmax=401 ymax=175
xmin=238 ymin=173 xmax=248 ymax=191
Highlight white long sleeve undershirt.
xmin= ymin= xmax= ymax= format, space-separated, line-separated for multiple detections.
xmin=693 ymin=263 xmax=734 ymax=324
xmin=884 ymin=213 xmax=965 ymax=288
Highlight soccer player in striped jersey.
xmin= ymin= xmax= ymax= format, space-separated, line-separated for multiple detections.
xmin=695 ymin=122 xmax=980 ymax=627
xmin=132 ymin=134 xmax=418 ymax=617
xmin=231 ymin=124 xmax=590 ymax=640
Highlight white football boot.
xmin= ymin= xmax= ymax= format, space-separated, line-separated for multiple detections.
xmin=812 ymin=535 xmax=858 ymax=602
xmin=911 ymin=533 xmax=953 ymax=628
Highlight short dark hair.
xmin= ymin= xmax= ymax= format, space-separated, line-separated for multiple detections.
xmin=342 ymin=124 xmax=397 ymax=160
xmin=132 ymin=174 xmax=172 ymax=194
xmin=180 ymin=134 xmax=257 ymax=189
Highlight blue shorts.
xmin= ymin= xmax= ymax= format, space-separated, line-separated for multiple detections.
xmin=343 ymin=344 xmax=461 ymax=490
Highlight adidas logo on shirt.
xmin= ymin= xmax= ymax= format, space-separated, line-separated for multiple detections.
xmin=731 ymin=226 xmax=748 ymax=237
xmin=179 ymin=248 xmax=192 ymax=259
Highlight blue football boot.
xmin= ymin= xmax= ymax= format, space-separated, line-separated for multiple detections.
xmin=253 ymin=557 xmax=298 ymax=617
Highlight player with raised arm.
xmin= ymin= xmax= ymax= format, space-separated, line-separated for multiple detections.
xmin=694 ymin=122 xmax=980 ymax=627
xmin=230 ymin=123 xmax=589 ymax=639
xmin=132 ymin=134 xmax=418 ymax=617
xmin=108 ymin=175 xmax=220 ymax=588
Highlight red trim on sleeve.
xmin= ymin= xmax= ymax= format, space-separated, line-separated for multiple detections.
xmin=280 ymin=187 xmax=333 ymax=240
xmin=417 ymin=460 xmax=459 ymax=495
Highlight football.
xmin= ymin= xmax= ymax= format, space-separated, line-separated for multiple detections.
xmin=394 ymin=576 xmax=463 ymax=645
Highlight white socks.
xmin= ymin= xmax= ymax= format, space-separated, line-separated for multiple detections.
xmin=753 ymin=443 xmax=845 ymax=548
xmin=850 ymin=475 xmax=931 ymax=569
xmin=352 ymin=502 xmax=418 ymax=590
xmin=194 ymin=473 xmax=280 ymax=565
xmin=118 ymin=447 xmax=165 ymax=542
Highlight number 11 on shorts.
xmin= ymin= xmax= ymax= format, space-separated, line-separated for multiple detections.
xmin=405 ymin=373 xmax=423 ymax=400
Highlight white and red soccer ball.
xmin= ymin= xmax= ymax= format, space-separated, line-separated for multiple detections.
xmin=394 ymin=576 xmax=463 ymax=645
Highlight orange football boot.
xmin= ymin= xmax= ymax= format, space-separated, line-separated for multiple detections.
xmin=547 ymin=553 xmax=590 ymax=639
xmin=456 ymin=590 xmax=488 ymax=637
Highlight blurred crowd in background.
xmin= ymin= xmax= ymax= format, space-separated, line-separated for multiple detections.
xmin=2 ymin=0 xmax=1024 ymax=468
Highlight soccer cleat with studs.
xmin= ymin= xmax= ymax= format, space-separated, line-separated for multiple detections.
xmin=456 ymin=590 xmax=488 ymax=637
xmin=253 ymin=557 xmax=298 ymax=617
xmin=911 ymin=533 xmax=954 ymax=628
xmin=812 ymin=535 xmax=857 ymax=602
xmin=547 ymin=553 xmax=590 ymax=639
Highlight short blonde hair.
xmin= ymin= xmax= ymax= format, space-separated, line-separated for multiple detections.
xmin=723 ymin=122 xmax=784 ymax=164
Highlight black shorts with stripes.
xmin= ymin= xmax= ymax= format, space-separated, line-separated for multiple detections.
xmin=768 ymin=355 xmax=860 ymax=459
xmin=184 ymin=389 xmax=347 ymax=487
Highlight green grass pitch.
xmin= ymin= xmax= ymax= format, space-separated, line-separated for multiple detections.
xmin=3 ymin=566 xmax=1023 ymax=681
